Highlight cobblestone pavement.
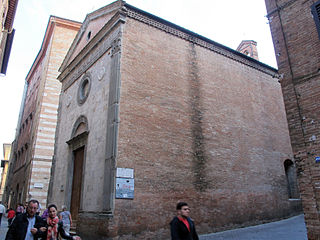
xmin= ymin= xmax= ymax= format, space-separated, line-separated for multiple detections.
xmin=0 ymin=214 xmax=307 ymax=239
xmin=200 ymin=214 xmax=307 ymax=240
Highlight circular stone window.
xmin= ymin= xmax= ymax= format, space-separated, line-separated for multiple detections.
xmin=77 ymin=73 xmax=91 ymax=105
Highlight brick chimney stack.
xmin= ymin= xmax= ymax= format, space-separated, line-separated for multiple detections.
xmin=236 ymin=40 xmax=259 ymax=61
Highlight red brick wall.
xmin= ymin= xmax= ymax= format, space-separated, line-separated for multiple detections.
xmin=99 ymin=16 xmax=301 ymax=238
xmin=265 ymin=0 xmax=320 ymax=239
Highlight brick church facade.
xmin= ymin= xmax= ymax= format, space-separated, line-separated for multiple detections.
xmin=265 ymin=0 xmax=320 ymax=239
xmin=49 ymin=1 xmax=301 ymax=239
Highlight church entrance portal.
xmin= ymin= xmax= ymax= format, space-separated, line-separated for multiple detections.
xmin=71 ymin=146 xmax=84 ymax=220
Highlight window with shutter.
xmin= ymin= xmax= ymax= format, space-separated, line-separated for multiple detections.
xmin=311 ymin=0 xmax=320 ymax=39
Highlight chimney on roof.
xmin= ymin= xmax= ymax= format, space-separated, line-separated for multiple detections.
xmin=236 ymin=40 xmax=259 ymax=61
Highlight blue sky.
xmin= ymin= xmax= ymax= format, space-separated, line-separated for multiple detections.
xmin=0 ymin=0 xmax=276 ymax=158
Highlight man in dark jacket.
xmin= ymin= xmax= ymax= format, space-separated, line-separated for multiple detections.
xmin=170 ymin=202 xmax=199 ymax=240
xmin=5 ymin=199 xmax=46 ymax=240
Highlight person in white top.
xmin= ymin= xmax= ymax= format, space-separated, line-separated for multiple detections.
xmin=0 ymin=201 xmax=6 ymax=226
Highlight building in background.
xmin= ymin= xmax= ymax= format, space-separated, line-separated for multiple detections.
xmin=0 ymin=0 xmax=19 ymax=75
xmin=265 ymin=0 xmax=320 ymax=239
xmin=48 ymin=1 xmax=301 ymax=239
xmin=236 ymin=40 xmax=259 ymax=61
xmin=0 ymin=143 xmax=11 ymax=200
xmin=3 ymin=16 xmax=81 ymax=210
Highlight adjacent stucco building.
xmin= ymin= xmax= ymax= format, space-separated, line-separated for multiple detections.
xmin=3 ymin=16 xmax=81 ymax=209
xmin=49 ymin=1 xmax=301 ymax=239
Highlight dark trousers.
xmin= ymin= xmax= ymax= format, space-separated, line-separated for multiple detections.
xmin=0 ymin=213 xmax=2 ymax=226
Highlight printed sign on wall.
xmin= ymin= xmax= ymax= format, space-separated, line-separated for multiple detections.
xmin=116 ymin=168 xmax=134 ymax=199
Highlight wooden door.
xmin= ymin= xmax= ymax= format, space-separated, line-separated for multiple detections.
xmin=70 ymin=146 xmax=84 ymax=220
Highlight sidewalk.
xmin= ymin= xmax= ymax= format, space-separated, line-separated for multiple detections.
xmin=200 ymin=214 xmax=307 ymax=240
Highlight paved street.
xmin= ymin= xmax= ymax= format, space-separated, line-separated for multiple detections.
xmin=0 ymin=214 xmax=307 ymax=239
xmin=0 ymin=216 xmax=8 ymax=239
xmin=200 ymin=214 xmax=307 ymax=240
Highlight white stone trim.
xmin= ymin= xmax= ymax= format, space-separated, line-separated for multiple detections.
xmin=28 ymin=191 xmax=48 ymax=197
xmin=34 ymin=155 xmax=52 ymax=160
xmin=44 ymin=109 xmax=58 ymax=114
xmin=40 ymin=114 xmax=57 ymax=120
xmin=39 ymin=120 xmax=57 ymax=126
xmin=35 ymin=145 xmax=55 ymax=150
xmin=38 ymin=126 xmax=56 ymax=132
xmin=32 ymin=167 xmax=51 ymax=172
xmin=33 ymin=161 xmax=52 ymax=166
xmin=37 ymin=133 xmax=55 ymax=138
xmin=42 ymin=103 xmax=59 ymax=108
xmin=37 ymin=138 xmax=55 ymax=143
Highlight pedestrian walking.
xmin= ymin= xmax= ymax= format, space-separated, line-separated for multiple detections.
xmin=170 ymin=202 xmax=199 ymax=240
xmin=5 ymin=199 xmax=46 ymax=240
xmin=39 ymin=204 xmax=81 ymax=240
xmin=36 ymin=202 xmax=42 ymax=216
xmin=7 ymin=208 xmax=15 ymax=226
xmin=16 ymin=203 xmax=24 ymax=215
xmin=0 ymin=201 xmax=6 ymax=226
xmin=24 ymin=202 xmax=28 ymax=212
xmin=41 ymin=207 xmax=49 ymax=220
xmin=59 ymin=205 xmax=73 ymax=236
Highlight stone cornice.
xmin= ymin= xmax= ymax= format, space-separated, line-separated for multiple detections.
xmin=66 ymin=131 xmax=89 ymax=146
xmin=59 ymin=1 xmax=125 ymax=73
xmin=78 ymin=211 xmax=113 ymax=219
xmin=59 ymin=1 xmax=279 ymax=87
xmin=59 ymin=11 xmax=126 ymax=91
xmin=124 ymin=3 xmax=279 ymax=78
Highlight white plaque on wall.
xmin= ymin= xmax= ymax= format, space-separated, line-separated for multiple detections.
xmin=34 ymin=183 xmax=44 ymax=189
xmin=116 ymin=168 xmax=134 ymax=178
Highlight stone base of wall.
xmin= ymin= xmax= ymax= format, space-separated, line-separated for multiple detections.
xmin=77 ymin=212 xmax=114 ymax=240
xmin=75 ymin=199 xmax=302 ymax=239
xmin=289 ymin=199 xmax=303 ymax=213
